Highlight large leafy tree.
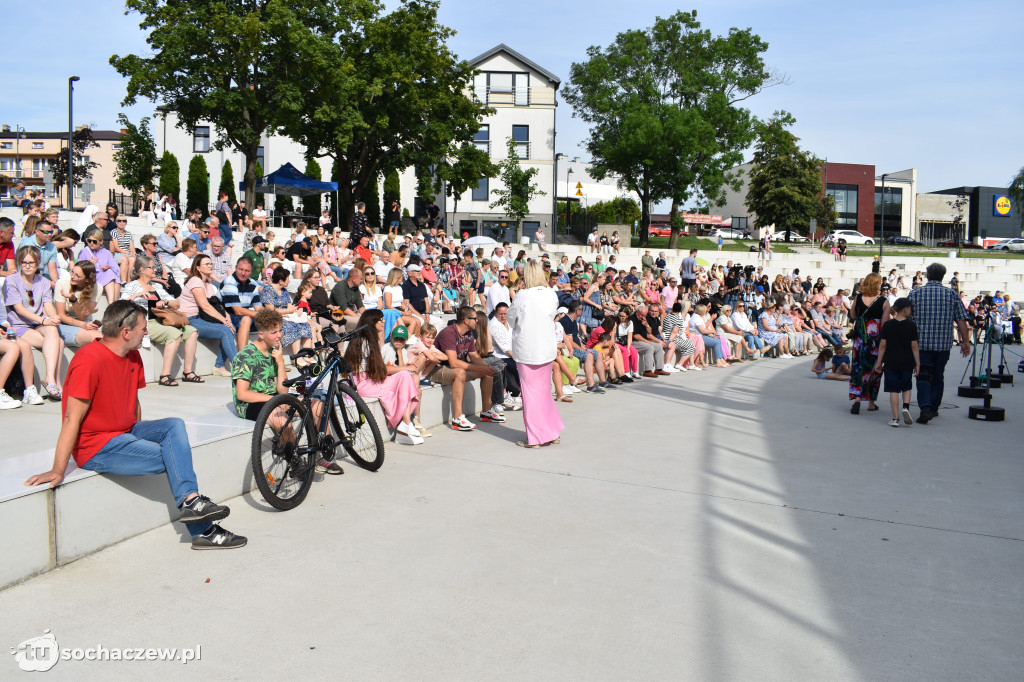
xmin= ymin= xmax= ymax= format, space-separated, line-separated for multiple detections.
xmin=744 ymin=112 xmax=824 ymax=242
xmin=111 ymin=0 xmax=367 ymax=209
xmin=50 ymin=128 xmax=99 ymax=203
xmin=589 ymin=197 xmax=641 ymax=225
xmin=112 ymin=114 xmax=159 ymax=200
xmin=564 ymin=10 xmax=780 ymax=247
xmin=282 ymin=0 xmax=491 ymax=230
xmin=301 ymin=158 xmax=323 ymax=218
xmin=489 ymin=137 xmax=546 ymax=239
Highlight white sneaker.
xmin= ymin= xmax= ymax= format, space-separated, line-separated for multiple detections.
xmin=780 ymin=353 xmax=793 ymax=359
xmin=674 ymin=365 xmax=689 ymax=372
xmin=491 ymin=402 xmax=506 ymax=413
xmin=396 ymin=431 xmax=424 ymax=445
xmin=479 ymin=408 xmax=506 ymax=423
xmin=690 ymin=366 xmax=703 ymax=371
xmin=450 ymin=414 xmax=477 ymax=431
xmin=503 ymin=397 xmax=523 ymax=411
xmin=564 ymin=385 xmax=578 ymax=395
xmin=901 ymin=408 xmax=913 ymax=425
xmin=22 ymin=385 xmax=45 ymax=406
xmin=396 ymin=420 xmax=422 ymax=438
xmin=0 ymin=389 xmax=22 ymax=410
xmin=662 ymin=364 xmax=679 ymax=373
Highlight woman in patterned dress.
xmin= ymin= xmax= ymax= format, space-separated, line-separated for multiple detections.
xmin=848 ymin=272 xmax=889 ymax=414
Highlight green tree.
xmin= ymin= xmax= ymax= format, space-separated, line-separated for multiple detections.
xmin=589 ymin=197 xmax=641 ymax=225
xmin=1009 ymin=166 xmax=1024 ymax=229
xmin=281 ymin=0 xmax=491 ymax=230
xmin=489 ymin=137 xmax=546 ymax=240
xmin=744 ymin=112 xmax=824 ymax=242
xmin=186 ymin=154 xmax=209 ymax=215
xmin=362 ymin=174 xmax=381 ymax=228
xmin=112 ymin=114 xmax=159 ymax=200
xmin=158 ymin=150 xmax=180 ymax=210
xmin=253 ymin=160 xmax=265 ymax=210
xmin=50 ymin=128 xmax=99 ymax=204
xmin=219 ymin=160 xmax=236 ymax=204
xmin=383 ymin=169 xmax=401 ymax=227
xmin=564 ymin=10 xmax=779 ymax=247
xmin=435 ymin=143 xmax=499 ymax=229
xmin=111 ymin=0 xmax=368 ymax=209
xmin=302 ymin=158 xmax=322 ymax=217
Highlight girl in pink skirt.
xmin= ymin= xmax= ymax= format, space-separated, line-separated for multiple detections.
xmin=343 ymin=309 xmax=424 ymax=446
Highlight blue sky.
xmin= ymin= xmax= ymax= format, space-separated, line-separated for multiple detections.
xmin=6 ymin=0 xmax=1022 ymax=194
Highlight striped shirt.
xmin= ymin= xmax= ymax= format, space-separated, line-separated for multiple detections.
xmin=906 ymin=281 xmax=969 ymax=351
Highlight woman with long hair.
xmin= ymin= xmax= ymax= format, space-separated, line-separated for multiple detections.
xmin=579 ymin=272 xmax=605 ymax=332
xmin=507 ymin=262 xmax=564 ymax=447
xmin=343 ymin=309 xmax=424 ymax=445
xmin=662 ymin=301 xmax=696 ymax=370
xmin=848 ymin=272 xmax=890 ymax=414
xmin=77 ymin=228 xmax=121 ymax=303
xmin=54 ymin=229 xmax=81 ymax=279
xmin=179 ymin=253 xmax=237 ymax=376
xmin=122 ymin=255 xmax=201 ymax=385
xmin=383 ymin=267 xmax=422 ymax=336
xmin=54 ymin=260 xmax=103 ymax=348
xmin=3 ymin=244 xmax=64 ymax=402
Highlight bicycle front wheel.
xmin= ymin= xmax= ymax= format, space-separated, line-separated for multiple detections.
xmin=251 ymin=394 xmax=317 ymax=511
xmin=330 ymin=382 xmax=385 ymax=471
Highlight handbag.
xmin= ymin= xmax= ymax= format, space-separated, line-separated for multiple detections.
xmin=198 ymin=295 xmax=229 ymax=324
xmin=151 ymin=304 xmax=189 ymax=328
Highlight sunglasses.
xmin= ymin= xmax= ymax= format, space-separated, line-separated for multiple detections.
xmin=86 ymin=239 xmax=100 ymax=245
xmin=26 ymin=290 xmax=35 ymax=307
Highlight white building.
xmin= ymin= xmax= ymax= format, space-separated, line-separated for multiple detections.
xmin=554 ymin=156 xmax=639 ymax=209
xmin=155 ymin=43 xmax=563 ymax=245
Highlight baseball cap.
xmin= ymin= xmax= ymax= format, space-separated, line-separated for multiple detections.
xmin=251 ymin=236 xmax=267 ymax=245
xmin=555 ymin=307 xmax=568 ymax=316
xmin=757 ymin=286 xmax=764 ymax=292
xmin=391 ymin=325 xmax=409 ymax=341
xmin=406 ymin=264 xmax=422 ymax=272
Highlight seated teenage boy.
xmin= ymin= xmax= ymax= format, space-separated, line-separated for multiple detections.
xmin=231 ymin=308 xmax=342 ymax=475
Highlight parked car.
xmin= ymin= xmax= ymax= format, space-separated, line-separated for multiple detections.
xmin=937 ymin=239 xmax=983 ymax=249
xmin=823 ymin=230 xmax=875 ymax=245
xmin=708 ymin=227 xmax=750 ymax=240
xmin=647 ymin=223 xmax=688 ymax=238
xmin=985 ymin=238 xmax=1024 ymax=252
xmin=886 ymin=235 xmax=924 ymax=246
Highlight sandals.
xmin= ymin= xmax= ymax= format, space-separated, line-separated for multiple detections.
xmin=159 ymin=374 xmax=179 ymax=387
xmin=515 ymin=441 xmax=540 ymax=449
xmin=557 ymin=395 xmax=573 ymax=403
xmin=181 ymin=371 xmax=205 ymax=383
xmin=44 ymin=383 xmax=62 ymax=401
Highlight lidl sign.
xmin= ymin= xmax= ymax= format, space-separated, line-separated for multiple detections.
xmin=994 ymin=195 xmax=1012 ymax=216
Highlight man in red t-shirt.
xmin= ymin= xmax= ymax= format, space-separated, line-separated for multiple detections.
xmin=0 ymin=217 xmax=16 ymax=277
xmin=25 ymin=301 xmax=246 ymax=550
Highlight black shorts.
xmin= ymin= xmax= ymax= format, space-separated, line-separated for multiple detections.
xmin=241 ymin=402 xmax=264 ymax=421
xmin=884 ymin=369 xmax=913 ymax=393
xmin=681 ymin=278 xmax=697 ymax=289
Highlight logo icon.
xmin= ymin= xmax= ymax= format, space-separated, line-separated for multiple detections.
xmin=994 ymin=195 xmax=1012 ymax=217
xmin=10 ymin=630 xmax=59 ymax=672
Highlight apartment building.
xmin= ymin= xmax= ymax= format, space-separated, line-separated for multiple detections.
xmin=0 ymin=126 xmax=126 ymax=206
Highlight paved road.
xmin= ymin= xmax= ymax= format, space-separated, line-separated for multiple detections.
xmin=2 ymin=353 xmax=1022 ymax=680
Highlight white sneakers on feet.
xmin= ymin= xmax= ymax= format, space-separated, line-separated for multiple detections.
xmin=21 ymin=385 xmax=44 ymax=405
xmin=661 ymin=364 xmax=680 ymax=373
xmin=674 ymin=364 xmax=690 ymax=372
xmin=396 ymin=420 xmax=425 ymax=445
xmin=0 ymin=389 xmax=22 ymax=409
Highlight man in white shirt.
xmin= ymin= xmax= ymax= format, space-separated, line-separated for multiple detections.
xmin=488 ymin=302 xmax=521 ymax=402
xmin=170 ymin=238 xmax=199 ymax=288
xmin=730 ymin=302 xmax=765 ymax=355
xmin=486 ymin=269 xmax=511 ymax=314
xmin=206 ymin=237 xmax=231 ymax=288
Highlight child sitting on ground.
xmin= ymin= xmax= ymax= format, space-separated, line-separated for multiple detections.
xmin=874 ymin=297 xmax=920 ymax=427
xmin=831 ymin=344 xmax=851 ymax=375
xmin=810 ymin=347 xmax=847 ymax=381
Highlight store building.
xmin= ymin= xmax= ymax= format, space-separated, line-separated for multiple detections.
xmin=928 ymin=186 xmax=1020 ymax=245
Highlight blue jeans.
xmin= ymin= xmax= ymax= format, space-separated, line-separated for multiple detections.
xmin=702 ymin=334 xmax=723 ymax=360
xmin=188 ymin=315 xmax=238 ymax=368
xmin=81 ymin=418 xmax=210 ymax=538
xmin=817 ymin=329 xmax=843 ymax=346
xmin=744 ymin=332 xmax=765 ymax=350
xmin=917 ymin=349 xmax=949 ymax=413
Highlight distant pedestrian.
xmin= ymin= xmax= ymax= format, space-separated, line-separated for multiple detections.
xmin=717 ymin=235 xmax=723 ymax=251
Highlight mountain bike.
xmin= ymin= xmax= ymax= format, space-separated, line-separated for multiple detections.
xmin=250 ymin=326 xmax=385 ymax=511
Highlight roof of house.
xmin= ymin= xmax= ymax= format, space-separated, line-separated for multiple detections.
xmin=466 ymin=44 xmax=561 ymax=87
xmin=0 ymin=129 xmax=123 ymax=141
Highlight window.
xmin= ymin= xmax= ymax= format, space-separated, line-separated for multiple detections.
xmin=257 ymin=146 xmax=265 ymax=170
xmin=32 ymin=159 xmax=47 ymax=177
xmin=459 ymin=219 xmax=478 ymax=237
xmin=472 ymin=177 xmax=489 ymax=202
xmin=0 ymin=159 xmax=17 ymax=171
xmin=512 ymin=125 xmax=529 ymax=159
xmin=874 ymin=186 xmax=903 ymax=236
xmin=111 ymin=144 xmax=122 ymax=151
xmin=489 ymin=73 xmax=513 ymax=93
xmin=32 ymin=142 xmax=44 ymax=149
xmin=0 ymin=142 xmax=11 ymax=149
xmin=481 ymin=72 xmax=529 ymax=105
xmin=513 ymin=73 xmax=529 ymax=106
xmin=826 ymin=184 xmax=859 ymax=228
xmin=474 ymin=126 xmax=490 ymax=155
xmin=732 ymin=216 xmax=748 ymax=232
xmin=193 ymin=126 xmax=210 ymax=153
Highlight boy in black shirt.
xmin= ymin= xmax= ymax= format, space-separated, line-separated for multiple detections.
xmin=875 ymin=298 xmax=920 ymax=427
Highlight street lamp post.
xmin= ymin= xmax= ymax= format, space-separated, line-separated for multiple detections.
xmin=67 ymin=76 xmax=79 ymax=210
xmin=878 ymin=173 xmax=888 ymax=267
xmin=14 ymin=125 xmax=25 ymax=182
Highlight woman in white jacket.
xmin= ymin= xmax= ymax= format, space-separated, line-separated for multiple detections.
xmin=507 ymin=261 xmax=564 ymax=448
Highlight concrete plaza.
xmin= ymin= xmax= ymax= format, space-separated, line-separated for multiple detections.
xmin=1 ymin=352 xmax=1022 ymax=680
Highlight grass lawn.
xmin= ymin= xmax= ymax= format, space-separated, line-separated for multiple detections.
xmin=844 ymin=248 xmax=1024 ymax=260
xmin=631 ymin=236 xmax=796 ymax=253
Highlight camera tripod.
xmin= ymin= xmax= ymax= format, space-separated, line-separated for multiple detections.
xmin=957 ymin=322 xmax=1008 ymax=421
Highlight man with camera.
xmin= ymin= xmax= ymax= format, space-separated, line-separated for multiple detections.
xmin=906 ymin=263 xmax=971 ymax=424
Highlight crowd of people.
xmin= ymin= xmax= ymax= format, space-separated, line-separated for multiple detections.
xmin=9 ymin=195 xmax=1021 ymax=549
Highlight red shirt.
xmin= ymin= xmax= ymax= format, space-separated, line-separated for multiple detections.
xmin=62 ymin=340 xmax=146 ymax=466
xmin=0 ymin=240 xmax=13 ymax=268
xmin=355 ymin=245 xmax=374 ymax=263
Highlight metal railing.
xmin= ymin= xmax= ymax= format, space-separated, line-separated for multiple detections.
xmin=472 ymin=86 xmax=556 ymax=107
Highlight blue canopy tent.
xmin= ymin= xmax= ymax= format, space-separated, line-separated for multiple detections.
xmin=239 ymin=162 xmax=339 ymax=225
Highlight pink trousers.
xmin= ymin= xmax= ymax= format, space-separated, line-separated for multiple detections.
xmin=518 ymin=361 xmax=565 ymax=446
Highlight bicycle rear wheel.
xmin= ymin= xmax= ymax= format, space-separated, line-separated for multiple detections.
xmin=330 ymin=382 xmax=385 ymax=471
xmin=251 ymin=394 xmax=317 ymax=511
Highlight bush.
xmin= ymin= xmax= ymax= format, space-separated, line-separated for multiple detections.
xmin=363 ymin=174 xmax=381 ymax=228
xmin=219 ymin=160 xmax=236 ymax=203
xmin=302 ymin=159 xmax=322 ymax=216
xmin=158 ymin=151 xmax=180 ymax=210
xmin=186 ymin=155 xmax=209 ymax=216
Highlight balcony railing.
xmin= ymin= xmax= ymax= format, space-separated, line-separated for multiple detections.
xmin=472 ymin=86 xmax=556 ymax=107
